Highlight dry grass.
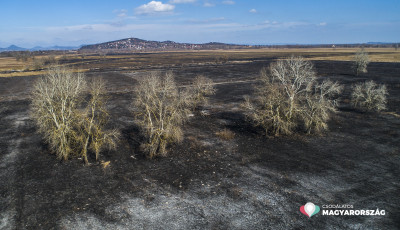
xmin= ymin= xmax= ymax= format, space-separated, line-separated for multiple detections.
xmin=0 ymin=57 xmax=25 ymax=71
xmin=0 ymin=54 xmax=78 ymax=77
xmin=215 ymin=128 xmax=235 ymax=140
xmin=383 ymin=111 xmax=400 ymax=118
xmin=187 ymin=136 xmax=204 ymax=150
xmin=0 ymin=68 xmax=89 ymax=78
xmin=1 ymin=48 xmax=399 ymax=78
xmin=305 ymin=48 xmax=400 ymax=62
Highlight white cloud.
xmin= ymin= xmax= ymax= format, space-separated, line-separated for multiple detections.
xmin=169 ymin=0 xmax=196 ymax=3
xmin=118 ymin=12 xmax=127 ymax=17
xmin=135 ymin=1 xmax=175 ymax=15
xmin=187 ymin=17 xmax=226 ymax=24
xmin=203 ymin=2 xmax=215 ymax=7
xmin=222 ymin=0 xmax=235 ymax=5
xmin=40 ymin=19 xmax=315 ymax=35
xmin=254 ymin=20 xmax=310 ymax=30
xmin=249 ymin=9 xmax=257 ymax=13
xmin=113 ymin=9 xmax=128 ymax=18
xmin=318 ymin=22 xmax=327 ymax=26
xmin=12 ymin=18 xmax=336 ymax=47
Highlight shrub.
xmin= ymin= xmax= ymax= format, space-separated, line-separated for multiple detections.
xmin=353 ymin=48 xmax=370 ymax=75
xmin=30 ymin=58 xmax=45 ymax=70
xmin=31 ymin=67 xmax=118 ymax=164
xmin=40 ymin=55 xmax=57 ymax=66
xmin=243 ymin=56 xmax=342 ymax=136
xmin=14 ymin=51 xmax=32 ymax=62
xmin=351 ymin=80 xmax=388 ymax=112
xmin=215 ymin=128 xmax=235 ymax=140
xmin=215 ymin=55 xmax=229 ymax=64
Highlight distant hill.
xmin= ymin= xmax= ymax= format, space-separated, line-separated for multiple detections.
xmin=30 ymin=45 xmax=79 ymax=51
xmin=79 ymin=38 xmax=251 ymax=52
xmin=0 ymin=45 xmax=27 ymax=52
xmin=0 ymin=45 xmax=79 ymax=52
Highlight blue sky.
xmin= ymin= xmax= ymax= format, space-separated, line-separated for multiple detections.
xmin=1 ymin=0 xmax=399 ymax=47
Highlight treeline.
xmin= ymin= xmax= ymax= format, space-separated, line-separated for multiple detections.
xmin=0 ymin=50 xmax=76 ymax=58
xmin=253 ymin=43 xmax=400 ymax=49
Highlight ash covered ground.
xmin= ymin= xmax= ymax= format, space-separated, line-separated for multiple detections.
xmin=0 ymin=59 xmax=399 ymax=229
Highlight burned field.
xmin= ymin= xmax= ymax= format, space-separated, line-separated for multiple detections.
xmin=0 ymin=51 xmax=399 ymax=229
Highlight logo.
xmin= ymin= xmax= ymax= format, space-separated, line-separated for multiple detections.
xmin=300 ymin=202 xmax=320 ymax=218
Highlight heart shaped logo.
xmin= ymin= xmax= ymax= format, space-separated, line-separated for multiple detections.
xmin=300 ymin=202 xmax=320 ymax=218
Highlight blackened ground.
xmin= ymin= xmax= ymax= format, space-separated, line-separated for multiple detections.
xmin=0 ymin=60 xmax=399 ymax=229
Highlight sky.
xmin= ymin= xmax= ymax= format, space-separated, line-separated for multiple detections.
xmin=1 ymin=0 xmax=399 ymax=48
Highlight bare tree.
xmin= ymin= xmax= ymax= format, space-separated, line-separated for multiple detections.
xmin=302 ymin=80 xmax=343 ymax=133
xmin=31 ymin=67 xmax=118 ymax=164
xmin=351 ymin=80 xmax=388 ymax=112
xmin=133 ymin=71 xmax=190 ymax=158
xmin=269 ymin=56 xmax=316 ymax=119
xmin=187 ymin=75 xmax=216 ymax=109
xmin=243 ymin=56 xmax=342 ymax=136
xmin=31 ymin=67 xmax=86 ymax=161
xmin=133 ymin=72 xmax=216 ymax=158
xmin=353 ymin=48 xmax=370 ymax=75
xmin=78 ymin=78 xmax=120 ymax=164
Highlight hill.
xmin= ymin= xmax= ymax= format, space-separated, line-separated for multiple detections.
xmin=0 ymin=45 xmax=79 ymax=52
xmin=30 ymin=45 xmax=79 ymax=51
xmin=0 ymin=45 xmax=27 ymax=52
xmin=79 ymin=38 xmax=251 ymax=52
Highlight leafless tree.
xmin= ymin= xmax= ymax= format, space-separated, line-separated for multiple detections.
xmin=133 ymin=71 xmax=190 ymax=158
xmin=78 ymin=78 xmax=120 ymax=164
xmin=31 ymin=67 xmax=86 ymax=161
xmin=269 ymin=56 xmax=316 ymax=119
xmin=133 ymin=72 xmax=215 ymax=158
xmin=302 ymin=80 xmax=343 ymax=133
xmin=31 ymin=67 xmax=118 ymax=164
xmin=243 ymin=56 xmax=342 ymax=135
xmin=187 ymin=75 xmax=216 ymax=109
xmin=353 ymin=48 xmax=370 ymax=75
xmin=351 ymin=80 xmax=388 ymax=112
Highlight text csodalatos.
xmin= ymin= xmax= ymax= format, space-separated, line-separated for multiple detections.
xmin=322 ymin=209 xmax=385 ymax=216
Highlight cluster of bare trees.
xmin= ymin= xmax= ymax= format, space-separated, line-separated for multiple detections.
xmin=243 ymin=56 xmax=343 ymax=135
xmin=31 ymin=68 xmax=216 ymax=161
xmin=31 ymin=67 xmax=119 ymax=164
xmin=133 ymin=72 xmax=215 ymax=158
xmin=243 ymin=54 xmax=388 ymax=136
xmin=31 ymin=54 xmax=388 ymax=163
